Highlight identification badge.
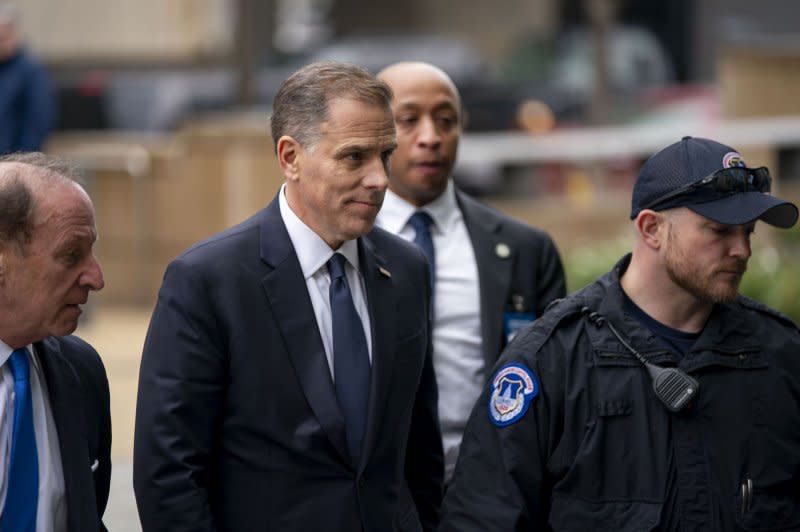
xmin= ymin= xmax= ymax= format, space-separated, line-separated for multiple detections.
xmin=504 ymin=311 xmax=535 ymax=343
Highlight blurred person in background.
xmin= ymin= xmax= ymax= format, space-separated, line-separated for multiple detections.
xmin=133 ymin=62 xmax=443 ymax=532
xmin=0 ymin=4 xmax=56 ymax=155
xmin=441 ymin=137 xmax=800 ymax=530
xmin=376 ymin=61 xmax=566 ymax=481
xmin=0 ymin=152 xmax=109 ymax=531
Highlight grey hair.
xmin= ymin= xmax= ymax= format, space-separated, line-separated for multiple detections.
xmin=270 ymin=61 xmax=393 ymax=153
xmin=0 ymin=152 xmax=85 ymax=253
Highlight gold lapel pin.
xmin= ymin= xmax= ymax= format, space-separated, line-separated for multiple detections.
xmin=378 ymin=266 xmax=392 ymax=278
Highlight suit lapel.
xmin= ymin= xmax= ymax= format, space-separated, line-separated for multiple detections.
xmin=357 ymin=235 xmax=395 ymax=472
xmin=36 ymin=338 xmax=98 ymax=532
xmin=258 ymin=198 xmax=350 ymax=464
xmin=457 ymin=190 xmax=513 ymax=369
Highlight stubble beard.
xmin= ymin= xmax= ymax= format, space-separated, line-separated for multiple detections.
xmin=664 ymin=226 xmax=743 ymax=304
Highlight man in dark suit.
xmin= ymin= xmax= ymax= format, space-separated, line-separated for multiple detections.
xmin=376 ymin=62 xmax=566 ymax=479
xmin=133 ymin=62 xmax=443 ymax=532
xmin=0 ymin=152 xmax=110 ymax=531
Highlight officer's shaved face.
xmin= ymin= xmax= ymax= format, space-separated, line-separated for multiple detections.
xmin=378 ymin=62 xmax=461 ymax=207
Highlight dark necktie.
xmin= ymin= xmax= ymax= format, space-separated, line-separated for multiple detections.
xmin=408 ymin=211 xmax=436 ymax=291
xmin=3 ymin=348 xmax=39 ymax=532
xmin=328 ymin=253 xmax=371 ymax=463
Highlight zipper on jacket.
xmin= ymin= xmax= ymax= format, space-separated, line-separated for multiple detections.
xmin=741 ymin=477 xmax=753 ymax=517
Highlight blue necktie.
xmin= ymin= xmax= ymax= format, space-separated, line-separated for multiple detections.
xmin=328 ymin=253 xmax=370 ymax=463
xmin=3 ymin=348 xmax=38 ymax=532
xmin=408 ymin=211 xmax=436 ymax=291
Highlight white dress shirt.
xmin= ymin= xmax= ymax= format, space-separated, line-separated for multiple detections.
xmin=0 ymin=341 xmax=67 ymax=532
xmin=279 ymin=184 xmax=373 ymax=380
xmin=376 ymin=180 xmax=483 ymax=479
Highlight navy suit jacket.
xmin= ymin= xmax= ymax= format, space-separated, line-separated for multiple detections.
xmin=37 ymin=335 xmax=111 ymax=532
xmin=133 ymin=195 xmax=443 ymax=532
xmin=456 ymin=189 xmax=566 ymax=371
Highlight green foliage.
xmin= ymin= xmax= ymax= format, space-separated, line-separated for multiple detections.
xmin=563 ymin=236 xmax=627 ymax=294
xmin=739 ymin=224 xmax=800 ymax=322
xmin=563 ymin=235 xmax=800 ymax=323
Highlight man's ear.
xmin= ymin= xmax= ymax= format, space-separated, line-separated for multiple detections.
xmin=277 ymin=135 xmax=302 ymax=182
xmin=636 ymin=210 xmax=667 ymax=250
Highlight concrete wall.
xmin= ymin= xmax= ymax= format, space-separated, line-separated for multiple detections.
xmin=718 ymin=38 xmax=800 ymax=178
xmin=418 ymin=0 xmax=556 ymax=62
xmin=17 ymin=0 xmax=233 ymax=61
xmin=16 ymin=0 xmax=556 ymax=66
xmin=47 ymin=113 xmax=283 ymax=305
xmin=692 ymin=0 xmax=799 ymax=81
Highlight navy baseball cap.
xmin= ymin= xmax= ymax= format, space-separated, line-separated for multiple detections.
xmin=630 ymin=136 xmax=798 ymax=228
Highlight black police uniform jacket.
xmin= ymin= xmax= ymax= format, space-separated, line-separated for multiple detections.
xmin=441 ymin=254 xmax=800 ymax=531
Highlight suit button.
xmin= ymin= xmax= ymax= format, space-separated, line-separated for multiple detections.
xmin=358 ymin=477 xmax=365 ymax=488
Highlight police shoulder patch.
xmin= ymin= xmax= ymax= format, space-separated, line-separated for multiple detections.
xmin=488 ymin=363 xmax=539 ymax=427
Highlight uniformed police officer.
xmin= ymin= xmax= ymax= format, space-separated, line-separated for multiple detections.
xmin=441 ymin=137 xmax=800 ymax=530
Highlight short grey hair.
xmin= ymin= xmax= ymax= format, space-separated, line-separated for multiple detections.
xmin=270 ymin=61 xmax=393 ymax=153
xmin=0 ymin=152 xmax=85 ymax=253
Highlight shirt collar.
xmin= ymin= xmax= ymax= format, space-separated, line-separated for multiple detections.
xmin=378 ymin=179 xmax=459 ymax=235
xmin=0 ymin=340 xmax=38 ymax=372
xmin=278 ymin=184 xmax=360 ymax=278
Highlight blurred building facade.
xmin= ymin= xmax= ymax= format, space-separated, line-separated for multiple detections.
xmin=16 ymin=0 xmax=234 ymax=62
xmin=14 ymin=0 xmax=797 ymax=133
xmin=17 ymin=0 xmax=555 ymax=64
xmin=15 ymin=0 xmax=800 ymax=308
xmin=14 ymin=0 xmax=796 ymax=77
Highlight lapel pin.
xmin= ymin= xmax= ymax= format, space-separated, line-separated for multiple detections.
xmin=378 ymin=266 xmax=392 ymax=278
xmin=495 ymin=242 xmax=511 ymax=259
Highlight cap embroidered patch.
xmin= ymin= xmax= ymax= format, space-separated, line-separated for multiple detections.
xmin=722 ymin=151 xmax=746 ymax=168
xmin=488 ymin=363 xmax=538 ymax=426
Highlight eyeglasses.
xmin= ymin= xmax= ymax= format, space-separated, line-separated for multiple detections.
xmin=640 ymin=166 xmax=772 ymax=212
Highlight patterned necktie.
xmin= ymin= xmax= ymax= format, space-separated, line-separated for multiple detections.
xmin=3 ymin=348 xmax=38 ymax=532
xmin=408 ymin=211 xmax=436 ymax=291
xmin=328 ymin=253 xmax=371 ymax=463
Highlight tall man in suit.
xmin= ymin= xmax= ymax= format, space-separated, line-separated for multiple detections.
xmin=0 ymin=152 xmax=110 ymax=531
xmin=376 ymin=62 xmax=566 ymax=479
xmin=133 ymin=62 xmax=443 ymax=532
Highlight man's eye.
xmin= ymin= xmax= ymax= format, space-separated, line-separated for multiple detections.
xmin=711 ymin=226 xmax=730 ymax=236
xmin=62 ymin=249 xmax=82 ymax=265
xmin=397 ymin=116 xmax=418 ymax=126
xmin=346 ymin=152 xmax=363 ymax=162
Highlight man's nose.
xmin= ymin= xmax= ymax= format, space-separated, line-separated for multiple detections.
xmin=363 ymin=156 xmax=390 ymax=190
xmin=730 ymin=231 xmax=752 ymax=259
xmin=81 ymin=254 xmax=105 ymax=291
xmin=417 ymin=116 xmax=441 ymax=147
